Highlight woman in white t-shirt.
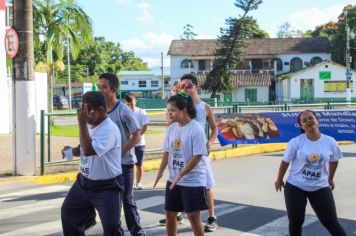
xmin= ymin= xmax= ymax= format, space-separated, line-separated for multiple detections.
xmin=275 ymin=110 xmax=346 ymax=236
xmin=154 ymin=93 xmax=209 ymax=236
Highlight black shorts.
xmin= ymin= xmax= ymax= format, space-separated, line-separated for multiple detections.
xmin=164 ymin=181 xmax=209 ymax=213
xmin=134 ymin=145 xmax=145 ymax=166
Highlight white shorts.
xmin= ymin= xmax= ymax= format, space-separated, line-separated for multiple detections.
xmin=204 ymin=156 xmax=215 ymax=189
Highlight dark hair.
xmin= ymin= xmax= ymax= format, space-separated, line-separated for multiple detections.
xmin=167 ymin=93 xmax=196 ymax=119
xmin=124 ymin=93 xmax=135 ymax=103
xmin=180 ymin=73 xmax=198 ymax=86
xmin=297 ymin=110 xmax=318 ymax=133
xmin=82 ymin=91 xmax=106 ymax=110
xmin=99 ymin=73 xmax=119 ymax=93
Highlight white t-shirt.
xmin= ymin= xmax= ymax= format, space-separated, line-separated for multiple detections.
xmin=79 ymin=118 xmax=122 ymax=180
xmin=283 ymin=133 xmax=342 ymax=191
xmin=163 ymin=120 xmax=207 ymax=187
xmin=133 ymin=107 xmax=149 ymax=146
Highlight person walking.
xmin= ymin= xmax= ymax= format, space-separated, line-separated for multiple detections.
xmin=154 ymin=93 xmax=209 ymax=236
xmin=275 ymin=110 xmax=347 ymax=236
xmin=180 ymin=74 xmax=218 ymax=232
xmin=124 ymin=93 xmax=149 ymax=190
xmin=61 ymin=91 xmax=124 ymax=236
xmin=98 ymin=73 xmax=145 ymax=236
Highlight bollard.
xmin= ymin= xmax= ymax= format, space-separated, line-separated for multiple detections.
xmin=40 ymin=110 xmax=45 ymax=175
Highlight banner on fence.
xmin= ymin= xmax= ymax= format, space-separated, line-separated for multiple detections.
xmin=216 ymin=110 xmax=356 ymax=146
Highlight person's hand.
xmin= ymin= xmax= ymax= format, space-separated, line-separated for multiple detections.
xmin=206 ymin=142 xmax=212 ymax=155
xmin=77 ymin=104 xmax=90 ymax=125
xmin=169 ymin=174 xmax=181 ymax=190
xmin=72 ymin=145 xmax=80 ymax=156
xmin=329 ymin=179 xmax=335 ymax=190
xmin=153 ymin=171 xmax=164 ymax=188
xmin=61 ymin=146 xmax=72 ymax=159
xmin=275 ymin=179 xmax=284 ymax=192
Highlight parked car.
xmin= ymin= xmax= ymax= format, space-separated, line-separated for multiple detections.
xmin=53 ymin=95 xmax=69 ymax=109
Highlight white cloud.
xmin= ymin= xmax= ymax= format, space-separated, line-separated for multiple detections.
xmin=121 ymin=32 xmax=174 ymax=67
xmin=196 ymin=34 xmax=216 ymax=39
xmin=135 ymin=2 xmax=153 ymax=23
xmin=288 ymin=5 xmax=344 ymax=31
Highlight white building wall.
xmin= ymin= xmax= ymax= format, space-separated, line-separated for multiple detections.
xmin=170 ymin=56 xmax=195 ymax=82
xmin=233 ymin=86 xmax=269 ymax=103
xmin=119 ymin=75 xmax=162 ymax=91
xmin=288 ymin=62 xmax=356 ymax=100
xmin=0 ymin=5 xmax=9 ymax=133
xmin=276 ymin=53 xmax=331 ymax=75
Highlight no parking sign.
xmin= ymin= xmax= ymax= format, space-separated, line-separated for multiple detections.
xmin=4 ymin=28 xmax=19 ymax=58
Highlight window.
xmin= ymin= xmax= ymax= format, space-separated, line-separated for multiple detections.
xmin=120 ymin=81 xmax=128 ymax=85
xmin=151 ymin=80 xmax=159 ymax=87
xmin=139 ymin=81 xmax=146 ymax=87
xmin=198 ymin=60 xmax=206 ymax=71
xmin=245 ymin=89 xmax=257 ymax=102
xmin=310 ymin=56 xmax=322 ymax=66
xmin=5 ymin=4 xmax=13 ymax=28
xmin=290 ymin=57 xmax=303 ymax=72
xmin=181 ymin=59 xmax=194 ymax=69
xmin=271 ymin=58 xmax=283 ymax=71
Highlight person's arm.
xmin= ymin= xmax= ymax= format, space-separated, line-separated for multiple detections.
xmin=206 ymin=105 xmax=218 ymax=154
xmin=140 ymin=124 xmax=148 ymax=135
xmin=169 ymin=155 xmax=202 ymax=190
xmin=328 ymin=161 xmax=339 ymax=190
xmin=153 ymin=152 xmax=169 ymax=187
xmin=122 ymin=130 xmax=140 ymax=154
xmin=275 ymin=161 xmax=289 ymax=191
xmin=77 ymin=104 xmax=96 ymax=156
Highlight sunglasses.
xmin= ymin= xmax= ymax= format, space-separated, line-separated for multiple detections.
xmin=180 ymin=83 xmax=194 ymax=90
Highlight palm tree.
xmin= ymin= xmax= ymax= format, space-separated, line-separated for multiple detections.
xmin=33 ymin=0 xmax=92 ymax=111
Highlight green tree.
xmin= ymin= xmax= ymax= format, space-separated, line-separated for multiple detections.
xmin=56 ymin=37 xmax=148 ymax=82
xmin=202 ymin=0 xmax=263 ymax=98
xmin=276 ymin=22 xmax=304 ymax=38
xmin=33 ymin=0 xmax=93 ymax=110
xmin=307 ymin=5 xmax=355 ymax=69
xmin=180 ymin=24 xmax=198 ymax=40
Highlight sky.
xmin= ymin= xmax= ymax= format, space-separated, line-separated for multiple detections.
xmin=76 ymin=0 xmax=352 ymax=69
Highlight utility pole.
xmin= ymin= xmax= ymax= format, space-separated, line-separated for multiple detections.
xmin=161 ymin=52 xmax=164 ymax=99
xmin=13 ymin=0 xmax=36 ymax=175
xmin=67 ymin=38 xmax=72 ymax=110
xmin=344 ymin=9 xmax=352 ymax=105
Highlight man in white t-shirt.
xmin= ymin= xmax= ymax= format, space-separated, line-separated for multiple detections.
xmin=61 ymin=91 xmax=124 ymax=236
xmin=125 ymin=93 xmax=149 ymax=190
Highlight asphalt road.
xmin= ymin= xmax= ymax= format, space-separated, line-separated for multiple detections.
xmin=0 ymin=145 xmax=355 ymax=235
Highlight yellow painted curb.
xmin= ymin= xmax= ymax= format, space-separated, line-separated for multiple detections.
xmin=1 ymin=141 xmax=353 ymax=185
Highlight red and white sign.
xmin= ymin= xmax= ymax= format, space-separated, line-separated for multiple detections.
xmin=0 ymin=0 xmax=5 ymax=11
xmin=4 ymin=28 xmax=19 ymax=58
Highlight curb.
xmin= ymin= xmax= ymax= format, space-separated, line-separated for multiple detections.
xmin=1 ymin=141 xmax=353 ymax=185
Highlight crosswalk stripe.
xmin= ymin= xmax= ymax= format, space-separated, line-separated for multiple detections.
xmin=0 ymin=221 xmax=61 ymax=236
xmin=0 ymin=185 xmax=69 ymax=202
xmin=0 ymin=198 xmax=63 ymax=221
xmin=136 ymin=196 xmax=165 ymax=210
xmin=241 ymin=214 xmax=318 ymax=236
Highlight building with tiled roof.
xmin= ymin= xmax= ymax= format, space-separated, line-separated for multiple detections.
xmin=168 ymin=38 xmax=331 ymax=102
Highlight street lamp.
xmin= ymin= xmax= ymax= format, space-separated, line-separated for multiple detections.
xmin=344 ymin=10 xmax=352 ymax=104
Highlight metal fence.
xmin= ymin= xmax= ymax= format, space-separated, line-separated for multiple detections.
xmin=40 ymin=102 xmax=356 ymax=174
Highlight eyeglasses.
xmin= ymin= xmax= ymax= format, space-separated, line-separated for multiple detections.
xmin=180 ymin=83 xmax=194 ymax=90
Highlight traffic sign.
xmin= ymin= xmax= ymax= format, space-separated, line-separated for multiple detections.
xmin=4 ymin=28 xmax=19 ymax=58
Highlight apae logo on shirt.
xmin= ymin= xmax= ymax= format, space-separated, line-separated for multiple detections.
xmin=302 ymin=153 xmax=324 ymax=180
xmin=171 ymin=138 xmax=184 ymax=171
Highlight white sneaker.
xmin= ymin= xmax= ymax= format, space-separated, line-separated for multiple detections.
xmin=136 ymin=183 xmax=144 ymax=190
xmin=133 ymin=183 xmax=137 ymax=189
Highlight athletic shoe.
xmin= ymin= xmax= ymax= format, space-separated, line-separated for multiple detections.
xmin=204 ymin=216 xmax=218 ymax=232
xmin=136 ymin=183 xmax=144 ymax=190
xmin=159 ymin=214 xmax=183 ymax=225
